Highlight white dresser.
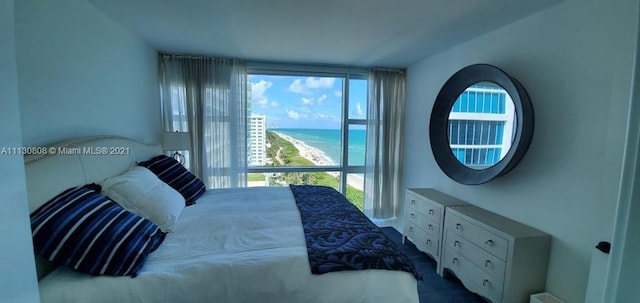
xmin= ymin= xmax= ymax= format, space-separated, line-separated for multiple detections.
xmin=442 ymin=205 xmax=550 ymax=303
xmin=403 ymin=188 xmax=470 ymax=275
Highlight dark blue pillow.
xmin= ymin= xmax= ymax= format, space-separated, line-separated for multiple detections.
xmin=138 ymin=155 xmax=206 ymax=206
xmin=30 ymin=184 xmax=165 ymax=277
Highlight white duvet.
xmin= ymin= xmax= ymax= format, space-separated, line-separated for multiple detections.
xmin=38 ymin=187 xmax=418 ymax=303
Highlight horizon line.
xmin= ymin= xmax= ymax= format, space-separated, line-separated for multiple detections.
xmin=267 ymin=127 xmax=366 ymax=130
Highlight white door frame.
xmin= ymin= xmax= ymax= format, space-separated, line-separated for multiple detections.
xmin=601 ymin=6 xmax=640 ymax=301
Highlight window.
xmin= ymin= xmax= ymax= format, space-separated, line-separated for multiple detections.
xmin=246 ymin=66 xmax=368 ymax=210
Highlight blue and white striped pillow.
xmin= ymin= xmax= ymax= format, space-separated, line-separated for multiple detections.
xmin=139 ymin=155 xmax=206 ymax=206
xmin=30 ymin=184 xmax=166 ymax=277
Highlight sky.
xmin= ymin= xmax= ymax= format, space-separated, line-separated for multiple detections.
xmin=248 ymin=74 xmax=367 ymax=129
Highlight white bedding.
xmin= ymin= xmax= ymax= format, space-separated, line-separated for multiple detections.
xmin=38 ymin=187 xmax=418 ymax=303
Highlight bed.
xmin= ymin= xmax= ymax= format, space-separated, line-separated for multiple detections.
xmin=25 ymin=136 xmax=419 ymax=303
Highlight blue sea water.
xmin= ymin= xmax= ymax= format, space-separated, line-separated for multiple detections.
xmin=272 ymin=128 xmax=366 ymax=166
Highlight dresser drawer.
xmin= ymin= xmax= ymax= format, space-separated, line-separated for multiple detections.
xmin=407 ymin=210 xmax=440 ymax=237
xmin=406 ymin=222 xmax=439 ymax=257
xmin=443 ymin=246 xmax=503 ymax=302
xmin=445 ymin=212 xmax=509 ymax=261
xmin=445 ymin=230 xmax=506 ymax=282
xmin=406 ymin=191 xmax=442 ymax=222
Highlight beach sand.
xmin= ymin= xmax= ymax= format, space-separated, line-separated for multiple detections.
xmin=274 ymin=132 xmax=364 ymax=191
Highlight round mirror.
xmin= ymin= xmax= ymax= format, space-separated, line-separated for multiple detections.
xmin=430 ymin=64 xmax=534 ymax=185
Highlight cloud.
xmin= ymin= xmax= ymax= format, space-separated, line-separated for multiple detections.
xmin=250 ymin=80 xmax=273 ymax=106
xmin=288 ymin=77 xmax=336 ymax=94
xmin=316 ymin=113 xmax=340 ymax=122
xmin=334 ymin=90 xmax=342 ymax=97
xmin=270 ymin=101 xmax=279 ymax=107
xmin=300 ymin=107 xmax=312 ymax=113
xmin=288 ymin=79 xmax=306 ymax=94
xmin=305 ymin=77 xmax=335 ymax=89
xmin=317 ymin=94 xmax=328 ymax=105
xmin=298 ymin=94 xmax=328 ymax=106
xmin=286 ymin=109 xmax=301 ymax=119
xmin=301 ymin=97 xmax=314 ymax=105
xmin=355 ymin=102 xmax=364 ymax=116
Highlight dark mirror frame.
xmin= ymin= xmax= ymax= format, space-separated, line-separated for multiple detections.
xmin=429 ymin=64 xmax=534 ymax=185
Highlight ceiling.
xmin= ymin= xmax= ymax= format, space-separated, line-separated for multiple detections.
xmin=86 ymin=0 xmax=562 ymax=68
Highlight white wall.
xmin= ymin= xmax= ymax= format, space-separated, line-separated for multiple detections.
xmin=2 ymin=0 xmax=161 ymax=300
xmin=15 ymin=0 xmax=161 ymax=146
xmin=404 ymin=0 xmax=638 ymax=302
xmin=0 ymin=0 xmax=41 ymax=302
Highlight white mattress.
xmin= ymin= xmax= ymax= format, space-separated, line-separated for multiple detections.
xmin=38 ymin=187 xmax=419 ymax=303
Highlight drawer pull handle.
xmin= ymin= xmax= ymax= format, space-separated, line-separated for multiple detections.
xmin=411 ymin=200 xmax=416 ymax=205
xmin=426 ymin=239 xmax=431 ymax=245
xmin=410 ymin=213 xmax=415 ymax=219
xmin=429 ymin=209 xmax=434 ymax=215
xmin=428 ymin=224 xmax=433 ymax=230
xmin=485 ymin=239 xmax=495 ymax=246
xmin=456 ymin=223 xmax=461 ymax=230
xmin=483 ymin=279 xmax=490 ymax=287
xmin=409 ymin=227 xmax=413 ymax=233
xmin=452 ymin=258 xmax=458 ymax=264
xmin=485 ymin=260 xmax=491 ymax=267
xmin=454 ymin=240 xmax=460 ymax=247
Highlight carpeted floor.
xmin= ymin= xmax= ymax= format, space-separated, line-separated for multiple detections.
xmin=381 ymin=227 xmax=488 ymax=303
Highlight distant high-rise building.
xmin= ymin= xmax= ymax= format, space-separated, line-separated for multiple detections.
xmin=447 ymin=84 xmax=515 ymax=169
xmin=248 ymin=115 xmax=266 ymax=166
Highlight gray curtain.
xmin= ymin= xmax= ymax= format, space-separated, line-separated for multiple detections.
xmin=159 ymin=55 xmax=247 ymax=188
xmin=364 ymin=69 xmax=406 ymax=219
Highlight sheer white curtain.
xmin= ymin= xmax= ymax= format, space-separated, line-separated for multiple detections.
xmin=159 ymin=55 xmax=247 ymax=188
xmin=364 ymin=69 xmax=406 ymax=220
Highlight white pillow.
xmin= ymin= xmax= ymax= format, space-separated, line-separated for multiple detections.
xmin=101 ymin=166 xmax=185 ymax=233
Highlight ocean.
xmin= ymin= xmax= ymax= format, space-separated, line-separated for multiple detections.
xmin=271 ymin=128 xmax=366 ymax=166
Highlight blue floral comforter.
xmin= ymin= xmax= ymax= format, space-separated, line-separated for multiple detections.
xmin=289 ymin=185 xmax=419 ymax=279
